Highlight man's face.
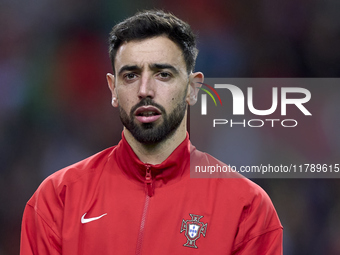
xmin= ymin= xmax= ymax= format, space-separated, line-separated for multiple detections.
xmin=108 ymin=36 xmax=194 ymax=144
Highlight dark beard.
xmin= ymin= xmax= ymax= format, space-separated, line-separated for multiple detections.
xmin=119 ymin=96 xmax=187 ymax=144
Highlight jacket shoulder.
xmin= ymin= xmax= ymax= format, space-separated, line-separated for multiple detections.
xmin=192 ymin=149 xmax=265 ymax=193
xmin=27 ymin=146 xmax=116 ymax=206
xmin=49 ymin=146 xmax=115 ymax=184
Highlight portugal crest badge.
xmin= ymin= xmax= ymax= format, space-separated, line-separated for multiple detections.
xmin=180 ymin=214 xmax=208 ymax=248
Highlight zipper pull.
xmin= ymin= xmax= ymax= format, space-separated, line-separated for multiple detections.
xmin=145 ymin=164 xmax=153 ymax=197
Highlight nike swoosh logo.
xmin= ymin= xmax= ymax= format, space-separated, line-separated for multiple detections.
xmin=81 ymin=213 xmax=107 ymax=224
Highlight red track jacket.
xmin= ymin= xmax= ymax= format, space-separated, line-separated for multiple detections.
xmin=21 ymin=133 xmax=283 ymax=254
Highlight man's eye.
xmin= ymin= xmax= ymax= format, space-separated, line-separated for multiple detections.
xmin=127 ymin=73 xmax=136 ymax=79
xmin=158 ymin=72 xmax=171 ymax=79
xmin=124 ymin=73 xmax=137 ymax=81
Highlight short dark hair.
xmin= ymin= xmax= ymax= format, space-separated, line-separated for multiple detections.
xmin=108 ymin=10 xmax=198 ymax=74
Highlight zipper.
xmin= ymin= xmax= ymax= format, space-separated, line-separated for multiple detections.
xmin=144 ymin=164 xmax=153 ymax=197
xmin=135 ymin=164 xmax=153 ymax=255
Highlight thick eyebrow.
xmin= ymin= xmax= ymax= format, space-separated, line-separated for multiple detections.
xmin=117 ymin=65 xmax=140 ymax=76
xmin=117 ymin=63 xmax=180 ymax=76
xmin=150 ymin=63 xmax=179 ymax=75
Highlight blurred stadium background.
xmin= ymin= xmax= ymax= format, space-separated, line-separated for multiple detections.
xmin=1 ymin=0 xmax=340 ymax=254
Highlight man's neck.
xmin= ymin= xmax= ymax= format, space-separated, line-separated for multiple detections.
xmin=123 ymin=126 xmax=187 ymax=165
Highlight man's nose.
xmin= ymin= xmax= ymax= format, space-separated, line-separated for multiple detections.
xmin=137 ymin=74 xmax=155 ymax=99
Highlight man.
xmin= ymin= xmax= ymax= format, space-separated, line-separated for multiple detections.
xmin=21 ymin=10 xmax=283 ymax=254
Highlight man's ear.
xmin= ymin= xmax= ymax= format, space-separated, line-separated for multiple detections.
xmin=186 ymin=72 xmax=204 ymax=106
xmin=106 ymin=73 xmax=119 ymax=107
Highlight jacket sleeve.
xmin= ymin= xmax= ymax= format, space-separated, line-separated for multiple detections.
xmin=21 ymin=204 xmax=62 ymax=255
xmin=232 ymin=184 xmax=283 ymax=255
xmin=20 ymin=177 xmax=64 ymax=255
xmin=232 ymin=227 xmax=283 ymax=254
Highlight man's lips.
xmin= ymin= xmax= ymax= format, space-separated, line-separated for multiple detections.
xmin=134 ymin=106 xmax=162 ymax=123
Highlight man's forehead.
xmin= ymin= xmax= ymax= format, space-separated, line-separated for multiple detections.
xmin=114 ymin=36 xmax=186 ymax=71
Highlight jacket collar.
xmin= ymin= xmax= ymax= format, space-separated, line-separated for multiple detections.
xmin=114 ymin=132 xmax=191 ymax=192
